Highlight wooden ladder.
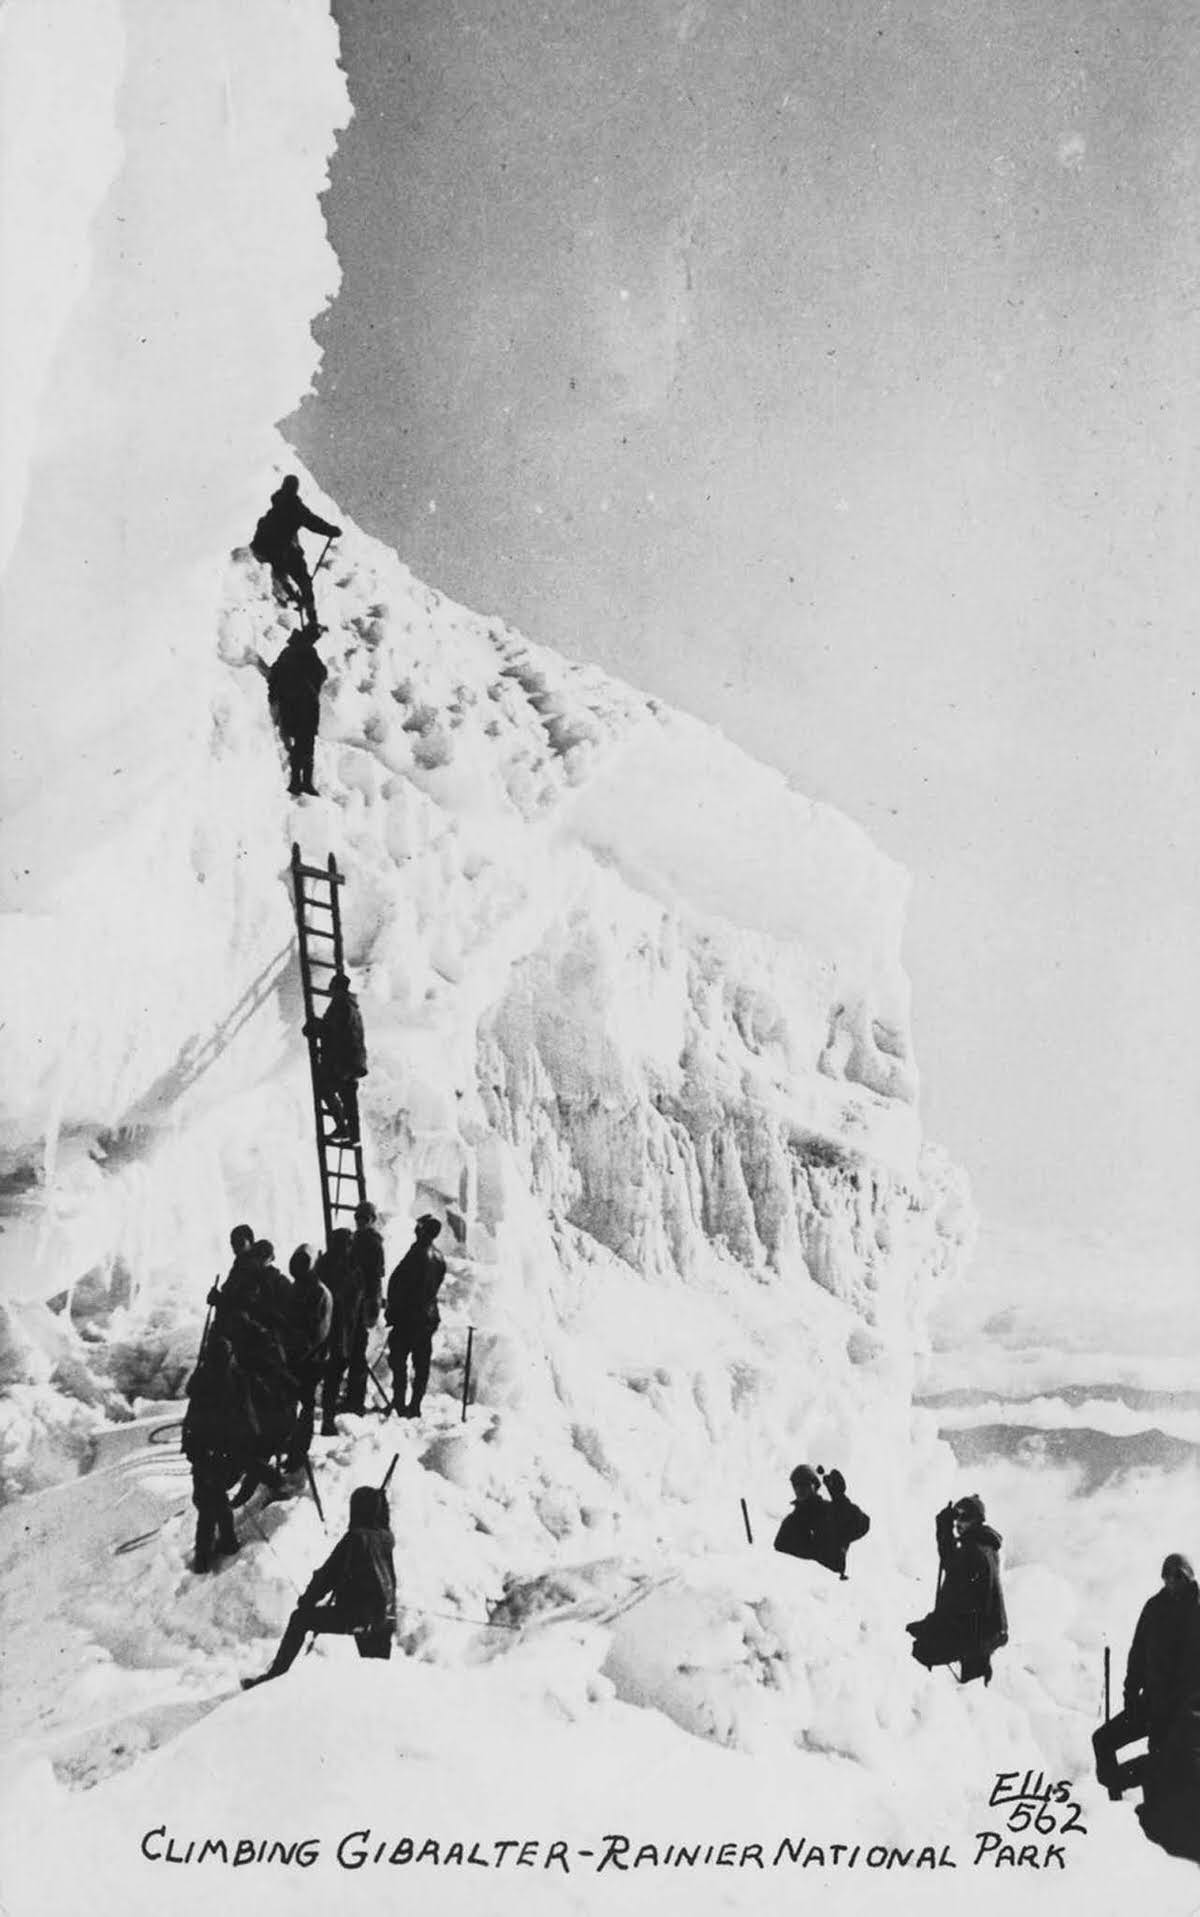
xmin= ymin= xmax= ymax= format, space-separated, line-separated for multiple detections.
xmin=289 ymin=844 xmax=367 ymax=1245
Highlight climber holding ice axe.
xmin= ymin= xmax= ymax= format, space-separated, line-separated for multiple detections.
xmin=250 ymin=474 xmax=341 ymax=623
xmin=242 ymin=1462 xmax=399 ymax=1690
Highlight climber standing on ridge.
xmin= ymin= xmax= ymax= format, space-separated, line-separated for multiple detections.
xmin=267 ymin=624 xmax=326 ymax=798
xmin=773 ymin=1464 xmax=871 ymax=1579
xmin=1093 ymin=1555 xmax=1199 ymax=1802
xmin=907 ymin=1494 xmax=1008 ymax=1686
xmin=308 ymin=972 xmax=367 ymax=1140
xmin=250 ymin=474 xmax=341 ymax=622
xmin=241 ymin=1484 xmax=396 ymax=1689
xmin=385 ymin=1215 xmax=446 ymax=1419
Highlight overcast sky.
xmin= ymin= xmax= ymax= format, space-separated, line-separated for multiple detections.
xmin=292 ymin=0 xmax=1200 ymax=1267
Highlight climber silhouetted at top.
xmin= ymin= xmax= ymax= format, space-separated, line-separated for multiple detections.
xmin=250 ymin=474 xmax=341 ymax=622
xmin=774 ymin=1464 xmax=870 ymax=1579
xmin=907 ymin=1494 xmax=1008 ymax=1686
xmin=268 ymin=624 xmax=327 ymax=797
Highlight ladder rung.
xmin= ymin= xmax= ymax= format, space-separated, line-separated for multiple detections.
xmin=305 ymin=926 xmax=337 ymax=941
xmin=301 ymin=897 xmax=336 ymax=913
xmin=295 ymin=862 xmax=345 ymax=885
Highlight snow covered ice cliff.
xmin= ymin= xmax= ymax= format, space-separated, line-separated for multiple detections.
xmin=2 ymin=3 xmax=1195 ymax=1913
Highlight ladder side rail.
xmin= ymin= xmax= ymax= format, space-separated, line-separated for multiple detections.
xmin=291 ymin=843 xmax=335 ymax=1246
xmin=327 ymin=853 xmax=348 ymax=976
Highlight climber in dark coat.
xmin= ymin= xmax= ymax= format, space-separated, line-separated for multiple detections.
xmin=774 ymin=1464 xmax=871 ymax=1579
xmin=1140 ymin=1570 xmax=1200 ymax=1862
xmin=385 ymin=1215 xmax=446 ymax=1419
xmin=267 ymin=624 xmax=327 ymax=797
xmin=210 ymin=1236 xmax=288 ymax=1358
xmin=1094 ymin=1555 xmax=1200 ymax=1800
xmin=182 ymin=1331 xmax=251 ymax=1572
xmin=907 ymin=1495 xmax=1008 ymax=1685
xmin=309 ymin=973 xmax=367 ymax=1139
xmin=282 ymin=1244 xmax=333 ymax=1471
xmin=318 ymin=1227 xmax=364 ymax=1431
xmin=250 ymin=474 xmax=340 ymax=622
xmin=342 ymin=1201 xmax=385 ymax=1413
xmin=242 ymin=1484 xmax=396 ymax=1688
xmin=230 ymin=1278 xmax=299 ymax=1503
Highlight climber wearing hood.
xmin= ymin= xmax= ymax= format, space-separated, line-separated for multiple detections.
xmin=774 ymin=1464 xmax=871 ymax=1578
xmin=907 ymin=1494 xmax=1008 ymax=1685
xmin=1093 ymin=1553 xmax=1199 ymax=1801
xmin=250 ymin=474 xmax=340 ymax=622
xmin=241 ymin=1484 xmax=396 ymax=1689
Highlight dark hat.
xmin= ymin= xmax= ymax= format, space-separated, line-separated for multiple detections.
xmin=229 ymin=1223 xmax=254 ymax=1253
xmin=349 ymin=1485 xmax=387 ymax=1526
xmin=288 ymin=1244 xmax=317 ymax=1278
xmin=252 ymin=1238 xmax=275 ymax=1264
xmin=330 ymin=972 xmax=351 ymax=991
xmin=280 ymin=474 xmax=300 ymax=493
xmin=354 ymin=1202 xmax=377 ymax=1224
xmin=790 ymin=1464 xmax=820 ymax=1496
xmin=1162 ymin=1553 xmax=1196 ymax=1583
xmin=954 ymin=1494 xmax=986 ymax=1526
xmin=416 ymin=1213 xmax=443 ymax=1237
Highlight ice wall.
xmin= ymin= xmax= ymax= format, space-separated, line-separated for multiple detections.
xmin=0 ymin=0 xmax=974 ymax=1520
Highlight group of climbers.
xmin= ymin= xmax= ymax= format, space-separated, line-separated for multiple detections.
xmin=231 ymin=496 xmax=1200 ymax=1853
xmin=182 ymin=1205 xmax=445 ymax=1574
xmin=774 ymin=1471 xmax=1007 ymax=1689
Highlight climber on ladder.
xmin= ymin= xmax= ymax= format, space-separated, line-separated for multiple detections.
xmin=290 ymin=846 xmax=370 ymax=1251
xmin=306 ymin=971 xmax=367 ymax=1143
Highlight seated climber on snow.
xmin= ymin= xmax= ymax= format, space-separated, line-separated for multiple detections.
xmin=907 ymin=1494 xmax=1007 ymax=1685
xmin=242 ymin=1484 xmax=395 ymax=1689
xmin=774 ymin=1463 xmax=870 ymax=1579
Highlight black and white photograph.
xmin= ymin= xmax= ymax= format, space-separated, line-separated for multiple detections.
xmin=1 ymin=2 xmax=1198 ymax=1912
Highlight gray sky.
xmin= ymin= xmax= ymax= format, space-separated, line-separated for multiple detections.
xmin=292 ymin=0 xmax=1200 ymax=1262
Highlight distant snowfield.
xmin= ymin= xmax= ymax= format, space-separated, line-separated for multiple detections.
xmin=1 ymin=1 xmax=1195 ymax=1912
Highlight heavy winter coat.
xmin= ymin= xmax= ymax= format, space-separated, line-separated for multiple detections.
xmin=349 ymin=1223 xmax=385 ymax=1324
xmin=268 ymin=641 xmax=327 ymax=735
xmin=182 ymin=1338 xmax=254 ymax=1481
xmin=286 ymin=1277 xmax=333 ymax=1378
xmin=934 ymin=1509 xmax=1008 ymax=1654
xmin=318 ymin=1231 xmax=362 ymax=1360
xmin=1127 ymin=1584 xmax=1200 ymax=1735
xmin=300 ymin=1487 xmax=396 ymax=1628
xmin=252 ymin=485 xmax=338 ymax=563
xmin=386 ymin=1239 xmax=447 ymax=1332
xmin=318 ymin=992 xmax=367 ymax=1081
xmin=774 ymin=1481 xmax=871 ymax=1578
